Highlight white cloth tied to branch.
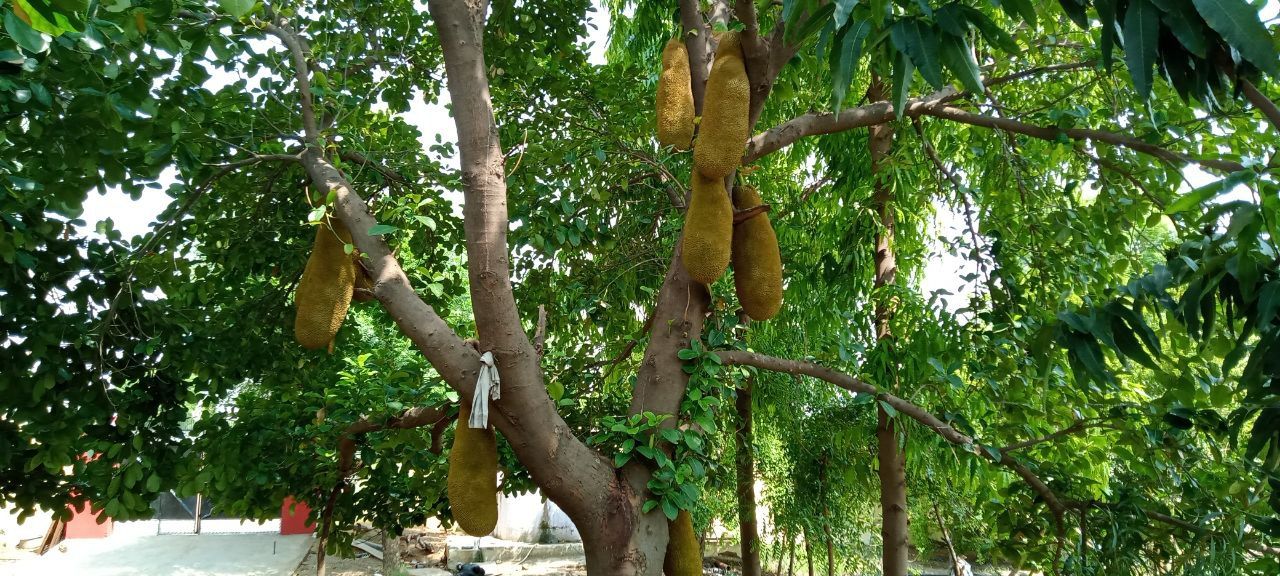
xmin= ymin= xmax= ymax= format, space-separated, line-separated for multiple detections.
xmin=469 ymin=351 xmax=501 ymax=429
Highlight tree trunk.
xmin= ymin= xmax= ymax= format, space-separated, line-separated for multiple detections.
xmin=383 ymin=529 xmax=403 ymax=576
xmin=775 ymin=526 xmax=787 ymax=576
xmin=869 ymin=77 xmax=909 ymax=576
xmin=787 ymin=533 xmax=796 ymax=576
xmin=736 ymin=380 xmax=761 ymax=576
xmin=803 ymin=525 xmax=815 ymax=576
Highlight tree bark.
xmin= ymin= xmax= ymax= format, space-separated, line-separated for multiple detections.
xmin=869 ymin=77 xmax=909 ymax=576
xmin=735 ymin=381 xmax=760 ymax=576
xmin=787 ymin=532 xmax=796 ymax=576
xmin=803 ymin=525 xmax=814 ymax=576
xmin=383 ymin=529 xmax=403 ymax=575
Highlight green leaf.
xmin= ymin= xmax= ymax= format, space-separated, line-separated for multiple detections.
xmin=661 ymin=498 xmax=678 ymax=521
xmin=1148 ymin=0 xmax=1209 ymax=58
xmin=890 ymin=19 xmax=944 ymax=90
xmin=1000 ymin=0 xmax=1038 ymax=26
xmin=830 ymin=19 xmax=871 ymax=112
xmin=1123 ymin=0 xmax=1161 ymax=99
xmin=145 ymin=473 xmax=160 ymax=492
xmin=958 ymin=6 xmax=1019 ymax=53
xmin=218 ymin=0 xmax=256 ymax=19
xmin=1096 ymin=0 xmax=1120 ymax=71
xmin=5 ymin=10 xmax=49 ymax=53
xmin=939 ymin=33 xmax=984 ymax=94
xmin=1058 ymin=0 xmax=1090 ymax=27
xmin=677 ymin=348 xmax=699 ymax=360
xmin=1166 ymin=178 xmax=1231 ymax=214
xmin=1256 ymin=281 xmax=1280 ymax=325
xmin=366 ymin=224 xmax=398 ymax=236
xmin=1190 ymin=0 xmax=1280 ymax=77
xmin=891 ymin=48 xmax=915 ymax=119
xmin=982 ymin=444 xmax=1003 ymax=463
xmin=879 ymin=400 xmax=898 ymax=418
xmin=833 ymin=0 xmax=857 ymax=28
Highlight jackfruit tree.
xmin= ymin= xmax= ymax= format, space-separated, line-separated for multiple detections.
xmin=2 ymin=1 xmax=1279 ymax=576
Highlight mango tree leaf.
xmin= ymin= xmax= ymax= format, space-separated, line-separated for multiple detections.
xmin=830 ymin=19 xmax=871 ymax=112
xmin=1096 ymin=0 xmax=1120 ymax=71
xmin=939 ymin=33 xmax=983 ymax=94
xmin=892 ymin=47 xmax=915 ymax=119
xmin=1123 ymin=0 xmax=1160 ymax=99
xmin=890 ymin=19 xmax=944 ymax=90
xmin=1191 ymin=0 xmax=1280 ymax=77
xmin=1148 ymin=0 xmax=1209 ymax=58
xmin=958 ymin=6 xmax=1019 ymax=53
xmin=833 ymin=0 xmax=857 ymax=28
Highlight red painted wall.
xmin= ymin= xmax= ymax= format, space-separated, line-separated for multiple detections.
xmin=280 ymin=496 xmax=314 ymax=535
xmin=64 ymin=501 xmax=112 ymax=539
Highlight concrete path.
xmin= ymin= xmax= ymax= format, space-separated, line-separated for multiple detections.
xmin=0 ymin=533 xmax=312 ymax=576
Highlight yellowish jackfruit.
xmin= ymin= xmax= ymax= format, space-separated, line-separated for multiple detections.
xmin=693 ymin=33 xmax=749 ymax=180
xmin=731 ymin=186 xmax=783 ymax=320
xmin=294 ymin=220 xmax=356 ymax=350
xmin=681 ymin=174 xmax=733 ymax=285
xmin=657 ymin=39 xmax=695 ymax=150
xmin=663 ymin=510 xmax=700 ymax=576
xmin=447 ymin=405 xmax=498 ymax=536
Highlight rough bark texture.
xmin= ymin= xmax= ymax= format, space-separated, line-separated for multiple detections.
xmin=869 ymin=78 xmax=909 ymax=576
xmin=423 ymin=2 xmax=661 ymax=573
xmin=734 ymin=381 xmax=760 ymax=576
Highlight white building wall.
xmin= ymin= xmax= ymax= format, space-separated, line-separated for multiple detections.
xmin=493 ymin=491 xmax=580 ymax=543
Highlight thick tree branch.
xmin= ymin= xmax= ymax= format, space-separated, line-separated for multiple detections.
xmin=339 ymin=150 xmax=410 ymax=186
xmin=716 ymin=350 xmax=1067 ymax=517
xmin=1241 ymin=78 xmax=1280 ymax=132
xmin=263 ymin=22 xmax=321 ymax=146
xmin=998 ymin=417 xmax=1119 ymax=454
xmin=744 ymin=90 xmax=1246 ymax=173
xmin=319 ymin=406 xmax=450 ymax=576
xmin=679 ymin=0 xmax=712 ymax=113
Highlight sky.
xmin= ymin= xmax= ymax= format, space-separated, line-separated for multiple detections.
xmin=79 ymin=4 xmax=1255 ymax=312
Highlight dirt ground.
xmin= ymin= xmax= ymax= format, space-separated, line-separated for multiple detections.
xmin=291 ymin=525 xmax=448 ymax=576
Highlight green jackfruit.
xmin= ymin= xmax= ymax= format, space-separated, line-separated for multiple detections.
xmin=732 ymin=186 xmax=783 ymax=320
xmin=693 ymin=33 xmax=749 ymax=180
xmin=681 ymin=174 xmax=733 ymax=285
xmin=657 ymin=39 xmax=695 ymax=150
xmin=663 ymin=510 xmax=700 ymax=576
xmin=294 ymin=220 xmax=356 ymax=350
xmin=447 ymin=405 xmax=498 ymax=536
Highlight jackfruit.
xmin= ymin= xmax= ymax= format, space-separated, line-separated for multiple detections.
xmin=294 ymin=219 xmax=356 ymax=350
xmin=693 ymin=32 xmax=749 ymax=180
xmin=447 ymin=405 xmax=498 ymax=536
xmin=731 ymin=186 xmax=782 ymax=320
xmin=656 ymin=39 xmax=695 ymax=150
xmin=663 ymin=510 xmax=700 ymax=576
xmin=681 ymin=174 xmax=733 ymax=285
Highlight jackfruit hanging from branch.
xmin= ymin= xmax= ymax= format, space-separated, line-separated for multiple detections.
xmin=681 ymin=174 xmax=733 ymax=285
xmin=656 ymin=38 xmax=695 ymax=150
xmin=447 ymin=405 xmax=499 ymax=536
xmin=731 ymin=186 xmax=783 ymax=320
xmin=693 ymin=32 xmax=749 ymax=180
xmin=293 ymin=219 xmax=356 ymax=350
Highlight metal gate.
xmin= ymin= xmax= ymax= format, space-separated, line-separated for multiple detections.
xmin=151 ymin=492 xmax=279 ymax=534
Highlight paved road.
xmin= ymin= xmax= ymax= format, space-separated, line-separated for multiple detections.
xmin=0 ymin=533 xmax=312 ymax=576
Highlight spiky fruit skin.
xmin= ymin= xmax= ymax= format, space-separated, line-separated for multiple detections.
xmin=294 ymin=220 xmax=355 ymax=350
xmin=663 ymin=510 xmax=700 ymax=576
xmin=657 ymin=39 xmax=695 ymax=150
xmin=682 ymin=174 xmax=733 ymax=285
xmin=732 ymin=186 xmax=783 ymax=320
xmin=447 ymin=406 xmax=499 ymax=536
xmin=693 ymin=33 xmax=749 ymax=180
